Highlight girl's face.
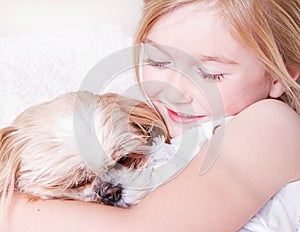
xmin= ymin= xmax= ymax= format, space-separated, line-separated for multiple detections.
xmin=141 ymin=3 xmax=273 ymax=137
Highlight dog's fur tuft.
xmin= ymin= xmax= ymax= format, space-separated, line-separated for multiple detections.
xmin=0 ymin=127 xmax=22 ymax=222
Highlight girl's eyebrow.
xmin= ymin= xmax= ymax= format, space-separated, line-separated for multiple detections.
xmin=196 ymin=54 xmax=239 ymax=65
xmin=142 ymin=38 xmax=173 ymax=58
xmin=143 ymin=38 xmax=238 ymax=65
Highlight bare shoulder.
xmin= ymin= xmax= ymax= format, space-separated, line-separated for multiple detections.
xmin=222 ymin=99 xmax=300 ymax=187
xmin=236 ymin=99 xmax=300 ymax=127
xmin=232 ymin=99 xmax=300 ymax=155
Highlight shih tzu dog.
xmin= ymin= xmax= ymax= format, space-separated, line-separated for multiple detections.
xmin=0 ymin=91 xmax=170 ymax=220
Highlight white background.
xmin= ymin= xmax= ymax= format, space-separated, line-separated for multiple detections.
xmin=0 ymin=0 xmax=143 ymax=36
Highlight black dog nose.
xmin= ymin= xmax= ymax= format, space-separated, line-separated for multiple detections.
xmin=97 ymin=183 xmax=122 ymax=205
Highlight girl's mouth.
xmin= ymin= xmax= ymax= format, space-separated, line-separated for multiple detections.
xmin=166 ymin=108 xmax=205 ymax=124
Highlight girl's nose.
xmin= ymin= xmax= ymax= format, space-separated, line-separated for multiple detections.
xmin=161 ymin=82 xmax=192 ymax=104
xmin=159 ymin=71 xmax=193 ymax=105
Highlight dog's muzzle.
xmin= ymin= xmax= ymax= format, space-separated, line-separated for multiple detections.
xmin=95 ymin=180 xmax=123 ymax=206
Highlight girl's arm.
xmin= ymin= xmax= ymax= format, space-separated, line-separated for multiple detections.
xmin=2 ymin=99 xmax=300 ymax=232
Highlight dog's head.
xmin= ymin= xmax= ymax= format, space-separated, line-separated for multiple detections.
xmin=91 ymin=93 xmax=170 ymax=207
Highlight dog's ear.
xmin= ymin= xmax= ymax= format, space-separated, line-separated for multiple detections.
xmin=128 ymin=102 xmax=170 ymax=144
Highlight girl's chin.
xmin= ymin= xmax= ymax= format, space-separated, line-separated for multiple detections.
xmin=167 ymin=126 xmax=183 ymax=138
xmin=164 ymin=120 xmax=197 ymax=138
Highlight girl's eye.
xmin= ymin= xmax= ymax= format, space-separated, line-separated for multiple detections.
xmin=198 ymin=68 xmax=224 ymax=81
xmin=145 ymin=58 xmax=171 ymax=69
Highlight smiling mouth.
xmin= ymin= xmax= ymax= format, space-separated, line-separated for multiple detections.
xmin=167 ymin=108 xmax=206 ymax=124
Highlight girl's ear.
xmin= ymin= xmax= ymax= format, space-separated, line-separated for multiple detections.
xmin=269 ymin=79 xmax=285 ymax=98
xmin=269 ymin=66 xmax=300 ymax=98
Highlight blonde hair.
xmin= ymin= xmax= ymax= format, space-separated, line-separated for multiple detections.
xmin=134 ymin=0 xmax=300 ymax=114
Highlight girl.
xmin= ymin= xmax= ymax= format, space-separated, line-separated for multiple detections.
xmin=2 ymin=0 xmax=300 ymax=231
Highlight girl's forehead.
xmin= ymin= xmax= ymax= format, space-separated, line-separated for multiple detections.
xmin=146 ymin=6 xmax=232 ymax=55
xmin=151 ymin=2 xmax=223 ymax=28
xmin=145 ymin=2 xmax=259 ymax=69
xmin=147 ymin=2 xmax=227 ymax=43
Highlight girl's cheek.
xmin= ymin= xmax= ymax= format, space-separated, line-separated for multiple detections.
xmin=141 ymin=67 xmax=167 ymax=97
xmin=142 ymin=66 xmax=164 ymax=81
xmin=141 ymin=66 xmax=152 ymax=81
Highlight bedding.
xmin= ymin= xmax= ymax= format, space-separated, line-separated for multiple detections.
xmin=0 ymin=24 xmax=134 ymax=128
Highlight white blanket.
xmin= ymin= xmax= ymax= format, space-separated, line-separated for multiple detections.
xmin=0 ymin=24 xmax=133 ymax=128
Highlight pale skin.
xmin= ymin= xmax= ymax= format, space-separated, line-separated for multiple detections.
xmin=1 ymin=2 xmax=300 ymax=232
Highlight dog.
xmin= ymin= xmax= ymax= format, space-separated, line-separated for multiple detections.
xmin=0 ymin=91 xmax=170 ymax=221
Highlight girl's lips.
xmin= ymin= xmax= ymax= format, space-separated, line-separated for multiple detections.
xmin=167 ymin=108 xmax=205 ymax=124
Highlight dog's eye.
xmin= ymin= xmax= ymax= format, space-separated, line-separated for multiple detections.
xmin=114 ymin=157 xmax=130 ymax=169
xmin=115 ymin=155 xmax=145 ymax=169
xmin=117 ymin=156 xmax=129 ymax=165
